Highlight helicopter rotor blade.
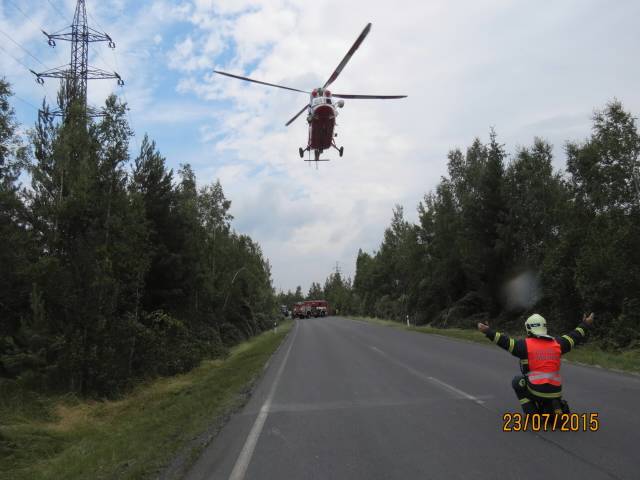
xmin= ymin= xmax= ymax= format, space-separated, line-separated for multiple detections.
xmin=285 ymin=104 xmax=309 ymax=126
xmin=323 ymin=23 xmax=372 ymax=89
xmin=214 ymin=70 xmax=309 ymax=94
xmin=332 ymin=94 xmax=407 ymax=99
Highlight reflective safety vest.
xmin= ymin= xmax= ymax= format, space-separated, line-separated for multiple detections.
xmin=525 ymin=337 xmax=562 ymax=386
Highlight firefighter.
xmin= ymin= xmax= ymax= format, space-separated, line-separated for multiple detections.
xmin=477 ymin=312 xmax=594 ymax=414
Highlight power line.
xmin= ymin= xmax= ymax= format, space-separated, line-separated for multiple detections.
xmin=0 ymin=5 xmax=63 ymax=116
xmin=93 ymin=41 xmax=117 ymax=71
xmin=0 ymin=43 xmax=35 ymax=72
xmin=0 ymin=28 xmax=48 ymax=68
xmin=12 ymin=93 xmax=41 ymax=112
xmin=115 ymin=69 xmax=139 ymax=155
xmin=107 ymin=40 xmax=138 ymax=153
xmin=0 ymin=42 xmax=57 ymax=103
xmin=32 ymin=0 xmax=124 ymax=120
xmin=46 ymin=0 xmax=69 ymax=22
xmin=0 ymin=45 xmax=53 ymax=111
xmin=5 ymin=0 xmax=39 ymax=28
xmin=84 ymin=4 xmax=117 ymax=71
xmin=121 ymin=90 xmax=139 ymax=154
xmin=38 ymin=0 xmax=132 ymax=144
xmin=86 ymin=4 xmax=107 ymax=34
xmin=76 ymin=3 xmax=129 ymax=132
xmin=5 ymin=0 xmax=68 ymax=66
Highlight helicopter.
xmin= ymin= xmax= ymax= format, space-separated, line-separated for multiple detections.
xmin=214 ymin=23 xmax=406 ymax=162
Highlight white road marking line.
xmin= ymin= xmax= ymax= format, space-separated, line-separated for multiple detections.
xmin=228 ymin=322 xmax=299 ymax=480
xmin=425 ymin=376 xmax=483 ymax=404
xmin=369 ymin=345 xmax=485 ymax=405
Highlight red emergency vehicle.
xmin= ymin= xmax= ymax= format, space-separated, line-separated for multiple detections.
xmin=292 ymin=300 xmax=331 ymax=318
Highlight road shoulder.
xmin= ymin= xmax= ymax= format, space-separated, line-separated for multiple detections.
xmin=346 ymin=316 xmax=640 ymax=376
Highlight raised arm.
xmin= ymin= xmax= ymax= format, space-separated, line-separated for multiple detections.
xmin=477 ymin=322 xmax=526 ymax=359
xmin=556 ymin=312 xmax=594 ymax=354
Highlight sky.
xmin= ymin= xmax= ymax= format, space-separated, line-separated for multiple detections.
xmin=2 ymin=0 xmax=640 ymax=293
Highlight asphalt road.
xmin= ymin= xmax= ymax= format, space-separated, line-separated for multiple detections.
xmin=185 ymin=317 xmax=640 ymax=480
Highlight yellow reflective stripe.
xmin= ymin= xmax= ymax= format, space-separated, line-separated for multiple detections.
xmin=519 ymin=398 xmax=531 ymax=404
xmin=576 ymin=327 xmax=585 ymax=337
xmin=527 ymin=385 xmax=562 ymax=398
xmin=562 ymin=335 xmax=575 ymax=348
xmin=520 ymin=359 xmax=529 ymax=365
xmin=493 ymin=332 xmax=502 ymax=344
xmin=508 ymin=338 xmax=515 ymax=353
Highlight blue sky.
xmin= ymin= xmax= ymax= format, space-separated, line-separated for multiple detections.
xmin=2 ymin=0 xmax=640 ymax=293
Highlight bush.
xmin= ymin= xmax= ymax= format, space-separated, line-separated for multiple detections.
xmin=255 ymin=312 xmax=273 ymax=332
xmin=135 ymin=310 xmax=203 ymax=378
xmin=219 ymin=323 xmax=246 ymax=347
xmin=432 ymin=292 xmax=486 ymax=328
xmin=605 ymin=298 xmax=640 ymax=349
xmin=44 ymin=311 xmax=210 ymax=396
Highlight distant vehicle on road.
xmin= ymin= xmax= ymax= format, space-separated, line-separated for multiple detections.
xmin=292 ymin=302 xmax=305 ymax=319
xmin=292 ymin=300 xmax=331 ymax=318
xmin=308 ymin=300 xmax=329 ymax=317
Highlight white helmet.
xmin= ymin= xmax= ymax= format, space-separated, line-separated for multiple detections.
xmin=525 ymin=314 xmax=552 ymax=339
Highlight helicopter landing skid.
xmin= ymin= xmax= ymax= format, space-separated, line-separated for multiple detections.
xmin=299 ymin=146 xmax=331 ymax=162
xmin=331 ymin=141 xmax=344 ymax=157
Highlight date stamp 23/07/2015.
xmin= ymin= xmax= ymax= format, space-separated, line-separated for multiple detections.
xmin=502 ymin=413 xmax=600 ymax=432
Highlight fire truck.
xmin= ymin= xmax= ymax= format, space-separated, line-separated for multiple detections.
xmin=292 ymin=300 xmax=330 ymax=318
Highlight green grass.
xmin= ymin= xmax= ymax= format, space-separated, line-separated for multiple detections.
xmin=0 ymin=321 xmax=293 ymax=480
xmin=563 ymin=344 xmax=640 ymax=373
xmin=349 ymin=316 xmax=640 ymax=374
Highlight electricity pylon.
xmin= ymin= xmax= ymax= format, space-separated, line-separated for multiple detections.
xmin=30 ymin=0 xmax=124 ymax=119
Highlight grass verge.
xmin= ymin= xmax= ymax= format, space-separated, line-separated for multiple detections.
xmin=349 ymin=316 xmax=640 ymax=374
xmin=0 ymin=320 xmax=293 ymax=480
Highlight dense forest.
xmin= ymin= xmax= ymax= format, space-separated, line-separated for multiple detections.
xmin=290 ymin=100 xmax=640 ymax=350
xmin=0 ymin=79 xmax=277 ymax=396
xmin=3 ymin=75 xmax=639 ymax=400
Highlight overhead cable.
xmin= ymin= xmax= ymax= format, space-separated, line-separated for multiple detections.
xmin=0 ymin=28 xmax=48 ymax=68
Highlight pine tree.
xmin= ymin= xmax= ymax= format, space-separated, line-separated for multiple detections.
xmin=130 ymin=134 xmax=177 ymax=310
xmin=0 ymin=80 xmax=34 ymax=376
xmin=561 ymin=101 xmax=640 ymax=344
xmin=307 ymin=282 xmax=324 ymax=299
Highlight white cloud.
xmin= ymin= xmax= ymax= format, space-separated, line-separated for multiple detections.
xmin=165 ymin=0 xmax=640 ymax=292
xmin=5 ymin=0 xmax=640 ymax=293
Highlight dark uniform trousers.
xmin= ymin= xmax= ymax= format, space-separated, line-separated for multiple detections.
xmin=512 ymin=375 xmax=538 ymax=414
